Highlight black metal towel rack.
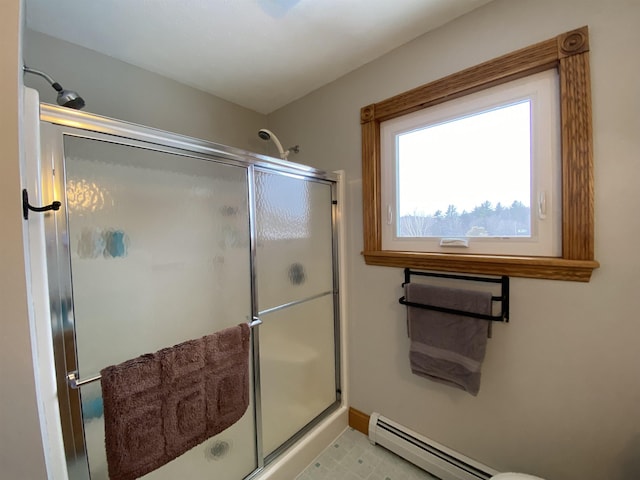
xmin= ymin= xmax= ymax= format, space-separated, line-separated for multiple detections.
xmin=399 ymin=268 xmax=509 ymax=322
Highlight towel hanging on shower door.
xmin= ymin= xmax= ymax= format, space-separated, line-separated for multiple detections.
xmin=100 ymin=323 xmax=250 ymax=480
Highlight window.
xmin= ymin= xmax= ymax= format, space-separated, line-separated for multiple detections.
xmin=381 ymin=70 xmax=561 ymax=257
xmin=361 ymin=27 xmax=598 ymax=281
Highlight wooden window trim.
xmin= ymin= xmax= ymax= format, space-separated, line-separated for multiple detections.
xmin=361 ymin=27 xmax=599 ymax=282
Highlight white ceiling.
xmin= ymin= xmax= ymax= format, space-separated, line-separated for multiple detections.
xmin=25 ymin=0 xmax=492 ymax=114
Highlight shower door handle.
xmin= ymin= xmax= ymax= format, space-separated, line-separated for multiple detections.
xmin=249 ymin=316 xmax=263 ymax=328
xmin=66 ymin=371 xmax=102 ymax=389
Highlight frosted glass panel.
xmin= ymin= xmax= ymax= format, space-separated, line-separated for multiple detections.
xmin=259 ymin=295 xmax=337 ymax=456
xmin=63 ymin=136 xmax=256 ymax=479
xmin=255 ymin=171 xmax=334 ymax=311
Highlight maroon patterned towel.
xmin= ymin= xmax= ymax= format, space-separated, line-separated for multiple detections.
xmin=100 ymin=323 xmax=250 ymax=480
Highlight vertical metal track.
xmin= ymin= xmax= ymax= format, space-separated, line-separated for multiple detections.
xmin=331 ymin=181 xmax=342 ymax=402
xmin=247 ymin=164 xmax=265 ymax=473
xmin=43 ymin=123 xmax=91 ymax=479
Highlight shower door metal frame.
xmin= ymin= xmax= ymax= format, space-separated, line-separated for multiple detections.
xmin=36 ymin=104 xmax=341 ymax=480
xmin=251 ymin=167 xmax=342 ymax=467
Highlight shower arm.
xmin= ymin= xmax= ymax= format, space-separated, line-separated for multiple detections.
xmin=270 ymin=134 xmax=288 ymax=159
xmin=23 ymin=66 xmax=64 ymax=92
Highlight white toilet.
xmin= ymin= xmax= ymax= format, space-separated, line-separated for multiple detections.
xmin=491 ymin=474 xmax=545 ymax=480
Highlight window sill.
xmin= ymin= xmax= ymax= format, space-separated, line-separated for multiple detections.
xmin=362 ymin=250 xmax=599 ymax=282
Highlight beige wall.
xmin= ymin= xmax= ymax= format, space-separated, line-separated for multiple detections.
xmin=268 ymin=1 xmax=640 ymax=479
xmin=0 ymin=1 xmax=48 ymax=478
xmin=23 ymin=30 xmax=268 ymax=153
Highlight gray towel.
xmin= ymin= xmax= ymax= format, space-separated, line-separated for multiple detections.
xmin=100 ymin=323 xmax=250 ymax=480
xmin=406 ymin=283 xmax=491 ymax=396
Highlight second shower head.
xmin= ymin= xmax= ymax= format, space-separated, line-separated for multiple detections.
xmin=258 ymin=129 xmax=272 ymax=141
xmin=258 ymin=129 xmax=299 ymax=160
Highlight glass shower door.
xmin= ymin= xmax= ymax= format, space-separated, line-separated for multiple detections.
xmin=254 ymin=170 xmax=338 ymax=458
xmin=59 ymin=135 xmax=257 ymax=479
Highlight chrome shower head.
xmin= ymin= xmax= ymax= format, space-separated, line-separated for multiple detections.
xmin=56 ymin=88 xmax=85 ymax=110
xmin=257 ymin=128 xmax=299 ymax=160
xmin=23 ymin=66 xmax=86 ymax=110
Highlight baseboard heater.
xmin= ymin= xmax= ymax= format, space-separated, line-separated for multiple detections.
xmin=368 ymin=413 xmax=499 ymax=480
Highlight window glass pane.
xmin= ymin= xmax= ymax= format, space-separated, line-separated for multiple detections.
xmin=380 ymin=68 xmax=560 ymax=257
xmin=397 ymin=100 xmax=531 ymax=238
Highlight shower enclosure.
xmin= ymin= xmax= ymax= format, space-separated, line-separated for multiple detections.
xmin=29 ymin=102 xmax=341 ymax=479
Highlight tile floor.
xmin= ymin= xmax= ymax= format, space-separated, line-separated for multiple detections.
xmin=295 ymin=428 xmax=439 ymax=480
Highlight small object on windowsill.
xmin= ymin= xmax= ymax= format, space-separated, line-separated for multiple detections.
xmin=439 ymin=238 xmax=469 ymax=247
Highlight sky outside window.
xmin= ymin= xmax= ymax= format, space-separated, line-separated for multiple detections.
xmin=397 ymin=100 xmax=532 ymax=218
